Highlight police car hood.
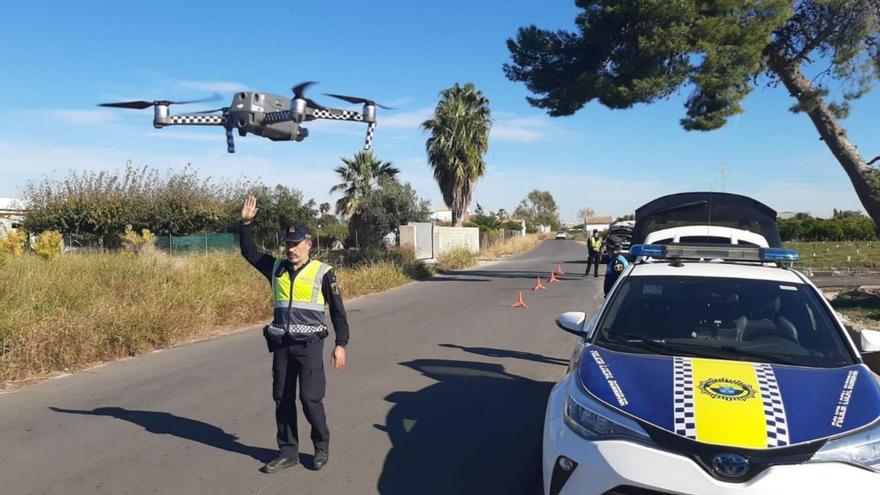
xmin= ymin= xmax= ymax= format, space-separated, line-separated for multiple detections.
xmin=578 ymin=344 xmax=880 ymax=449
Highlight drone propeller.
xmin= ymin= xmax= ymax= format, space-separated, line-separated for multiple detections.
xmin=291 ymin=81 xmax=326 ymax=110
xmin=98 ymin=94 xmax=222 ymax=110
xmin=177 ymin=107 xmax=227 ymax=116
xmin=324 ymin=93 xmax=393 ymax=110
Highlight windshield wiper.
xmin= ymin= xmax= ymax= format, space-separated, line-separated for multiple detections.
xmin=660 ymin=341 xmax=802 ymax=365
xmin=602 ymin=334 xmax=700 ymax=357
xmin=717 ymin=346 xmax=801 ymax=365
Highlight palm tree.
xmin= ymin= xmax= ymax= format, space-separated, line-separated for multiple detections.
xmin=421 ymin=82 xmax=491 ymax=226
xmin=330 ymin=151 xmax=399 ymax=218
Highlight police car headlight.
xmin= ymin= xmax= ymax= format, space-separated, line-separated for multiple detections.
xmin=563 ymin=378 xmax=652 ymax=442
xmin=810 ymin=421 xmax=880 ymax=472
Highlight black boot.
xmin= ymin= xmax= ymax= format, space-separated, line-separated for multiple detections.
xmin=261 ymin=455 xmax=300 ymax=474
xmin=313 ymin=448 xmax=329 ymax=470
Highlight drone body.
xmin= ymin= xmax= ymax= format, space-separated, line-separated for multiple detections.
xmin=101 ymin=83 xmax=387 ymax=153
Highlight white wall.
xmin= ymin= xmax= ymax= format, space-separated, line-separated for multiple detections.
xmin=433 ymin=226 xmax=479 ymax=255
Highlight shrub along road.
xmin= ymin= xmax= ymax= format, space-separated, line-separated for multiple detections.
xmin=0 ymin=240 xmax=602 ymax=495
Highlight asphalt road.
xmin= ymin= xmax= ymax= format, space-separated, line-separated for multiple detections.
xmin=0 ymin=239 xmax=603 ymax=495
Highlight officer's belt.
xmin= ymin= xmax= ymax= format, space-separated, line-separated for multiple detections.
xmin=267 ymin=323 xmax=326 ymax=336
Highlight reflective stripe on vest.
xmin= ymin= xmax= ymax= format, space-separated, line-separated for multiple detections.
xmin=272 ymin=259 xmax=332 ymax=331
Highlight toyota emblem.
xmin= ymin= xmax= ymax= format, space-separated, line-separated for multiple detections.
xmin=712 ymin=453 xmax=750 ymax=478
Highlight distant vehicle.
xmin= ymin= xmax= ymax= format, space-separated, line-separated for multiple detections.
xmin=555 ymin=231 xmax=568 ymax=240
xmin=542 ymin=192 xmax=880 ymax=494
xmin=600 ymin=220 xmax=634 ymax=262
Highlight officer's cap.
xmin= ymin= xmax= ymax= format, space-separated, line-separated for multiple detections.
xmin=282 ymin=224 xmax=312 ymax=243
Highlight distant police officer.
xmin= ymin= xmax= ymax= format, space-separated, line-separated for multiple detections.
xmin=585 ymin=229 xmax=602 ymax=277
xmin=603 ymin=238 xmax=629 ymax=296
xmin=239 ymin=195 xmax=349 ymax=474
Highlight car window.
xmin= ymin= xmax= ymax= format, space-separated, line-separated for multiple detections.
xmin=594 ymin=275 xmax=855 ymax=367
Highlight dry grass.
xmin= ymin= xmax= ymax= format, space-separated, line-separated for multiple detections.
xmin=0 ymin=250 xmax=429 ymax=386
xmin=786 ymin=241 xmax=880 ymax=272
xmin=437 ymin=247 xmax=479 ymax=271
xmin=480 ymin=234 xmax=543 ymax=260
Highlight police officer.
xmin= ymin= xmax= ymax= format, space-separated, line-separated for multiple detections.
xmin=584 ymin=229 xmax=602 ymax=277
xmin=239 ymin=195 xmax=349 ymax=474
xmin=603 ymin=238 xmax=629 ymax=296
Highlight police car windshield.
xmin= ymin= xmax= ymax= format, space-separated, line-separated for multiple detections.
xmin=594 ymin=276 xmax=856 ymax=368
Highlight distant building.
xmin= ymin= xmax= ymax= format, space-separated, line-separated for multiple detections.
xmin=430 ymin=205 xmax=471 ymax=224
xmin=777 ymin=211 xmax=802 ymax=220
xmin=0 ymin=197 xmax=26 ymax=237
xmin=584 ymin=215 xmax=614 ymax=233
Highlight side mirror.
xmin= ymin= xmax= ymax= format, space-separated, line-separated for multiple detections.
xmin=860 ymin=330 xmax=880 ymax=354
xmin=556 ymin=311 xmax=587 ymax=337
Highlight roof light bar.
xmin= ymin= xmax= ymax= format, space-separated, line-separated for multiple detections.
xmin=630 ymin=244 xmax=800 ymax=262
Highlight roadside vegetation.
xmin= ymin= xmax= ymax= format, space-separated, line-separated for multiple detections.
xmin=0 ymin=248 xmax=431 ymax=386
xmin=437 ymin=247 xmax=479 ymax=271
xmin=786 ymin=241 xmax=880 ymax=272
xmin=480 ymin=233 xmax=543 ymax=260
xmin=828 ymin=288 xmax=880 ymax=332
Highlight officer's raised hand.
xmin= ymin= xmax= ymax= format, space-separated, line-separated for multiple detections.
xmin=241 ymin=195 xmax=258 ymax=224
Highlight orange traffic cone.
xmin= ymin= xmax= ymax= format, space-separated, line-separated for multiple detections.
xmin=532 ymin=277 xmax=548 ymax=291
xmin=555 ymin=264 xmax=566 ymax=276
xmin=511 ymin=292 xmax=528 ymax=308
xmin=548 ymin=272 xmax=560 ymax=283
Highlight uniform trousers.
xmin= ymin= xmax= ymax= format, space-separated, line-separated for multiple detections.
xmin=272 ymin=338 xmax=329 ymax=459
xmin=586 ymin=251 xmax=601 ymax=276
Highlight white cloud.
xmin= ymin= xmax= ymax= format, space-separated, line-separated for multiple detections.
xmin=46 ymin=110 xmax=120 ymax=125
xmin=133 ymin=130 xmax=226 ymax=143
xmin=378 ymin=107 xmax=434 ymax=130
xmin=490 ymin=115 xmax=577 ymax=143
xmin=178 ymin=80 xmax=250 ymax=93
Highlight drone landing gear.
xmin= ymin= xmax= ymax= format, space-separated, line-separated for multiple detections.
xmin=226 ymin=127 xmax=235 ymax=153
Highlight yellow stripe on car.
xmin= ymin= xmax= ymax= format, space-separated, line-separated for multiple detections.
xmin=691 ymin=358 xmax=766 ymax=448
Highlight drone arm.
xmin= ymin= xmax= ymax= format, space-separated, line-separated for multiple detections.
xmin=304 ymin=107 xmax=367 ymax=123
xmin=161 ymin=114 xmax=227 ymax=126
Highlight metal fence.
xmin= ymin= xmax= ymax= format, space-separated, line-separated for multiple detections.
xmin=154 ymin=233 xmax=237 ymax=255
xmin=479 ymin=229 xmax=524 ymax=250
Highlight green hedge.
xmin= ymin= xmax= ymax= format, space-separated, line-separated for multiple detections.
xmin=778 ymin=216 xmax=877 ymax=241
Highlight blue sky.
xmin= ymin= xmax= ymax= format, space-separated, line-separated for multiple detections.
xmin=0 ymin=0 xmax=875 ymax=222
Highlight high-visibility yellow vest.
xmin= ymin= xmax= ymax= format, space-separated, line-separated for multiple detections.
xmin=272 ymin=258 xmax=332 ymax=336
xmin=590 ymin=237 xmax=602 ymax=251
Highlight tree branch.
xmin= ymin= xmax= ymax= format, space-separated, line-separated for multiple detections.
xmin=868 ymin=155 xmax=880 ymax=166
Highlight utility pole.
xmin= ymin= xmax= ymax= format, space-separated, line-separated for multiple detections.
xmin=720 ymin=162 xmax=727 ymax=192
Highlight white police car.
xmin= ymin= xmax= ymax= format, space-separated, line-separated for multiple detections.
xmin=544 ymin=192 xmax=880 ymax=494
xmin=545 ymin=241 xmax=880 ymax=494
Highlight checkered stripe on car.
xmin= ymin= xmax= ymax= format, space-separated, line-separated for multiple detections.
xmin=673 ymin=357 xmax=696 ymax=439
xmin=168 ymin=115 xmax=225 ymax=125
xmin=755 ymin=363 xmax=789 ymax=447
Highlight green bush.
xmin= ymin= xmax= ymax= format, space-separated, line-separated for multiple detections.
xmin=778 ymin=215 xmax=877 ymax=241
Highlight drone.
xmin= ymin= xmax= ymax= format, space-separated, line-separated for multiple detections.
xmin=99 ymin=82 xmax=390 ymax=153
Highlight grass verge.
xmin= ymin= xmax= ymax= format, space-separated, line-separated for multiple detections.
xmin=0 ymin=249 xmax=430 ymax=386
xmin=437 ymin=247 xmax=479 ymax=271
xmin=829 ymin=288 xmax=880 ymax=331
xmin=786 ymin=241 xmax=880 ymax=272
xmin=479 ymin=234 xmax=543 ymax=260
